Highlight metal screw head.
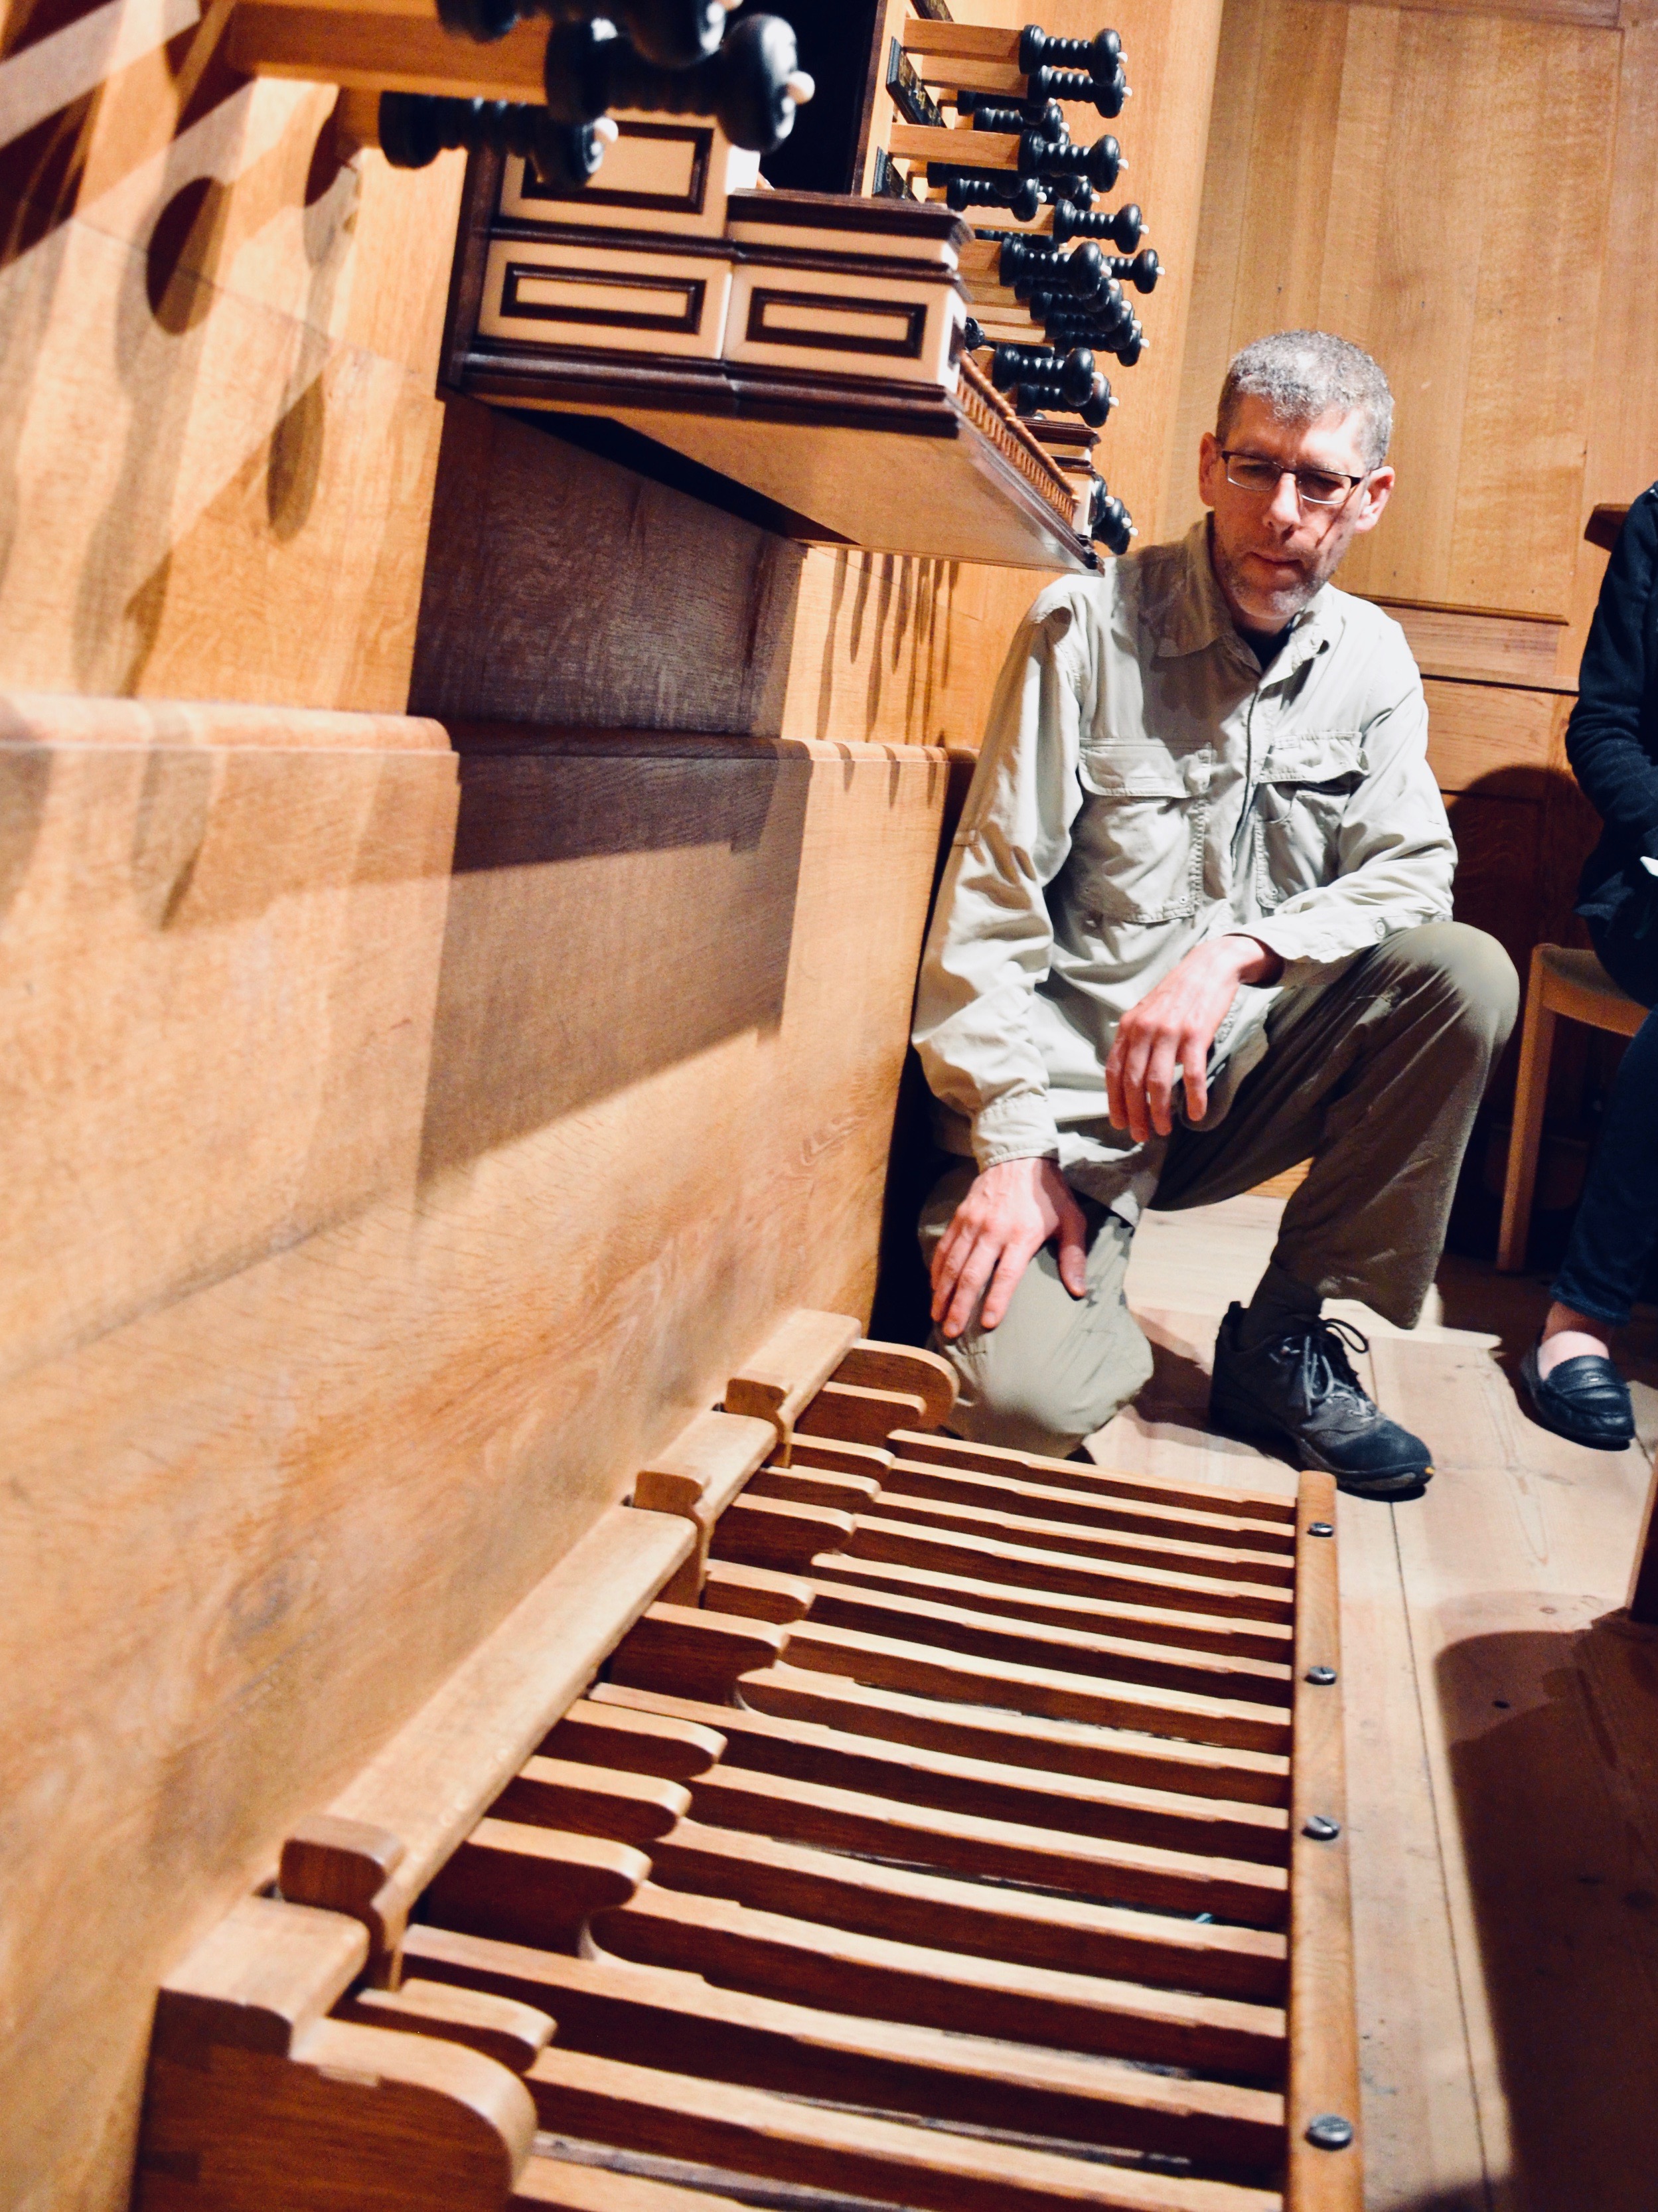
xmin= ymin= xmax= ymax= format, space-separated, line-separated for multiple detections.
xmin=1308 ymin=1520 xmax=1334 ymax=1537
xmin=1306 ymin=1664 xmax=1337 ymax=1686
xmin=1303 ymin=1814 xmax=1342 ymax=1842
xmin=1306 ymin=2113 xmax=1355 ymax=2151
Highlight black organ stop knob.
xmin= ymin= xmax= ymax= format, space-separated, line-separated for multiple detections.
xmin=968 ymin=98 xmax=1065 ymax=141
xmin=988 ymin=342 xmax=1112 ymax=427
xmin=990 ymin=341 xmax=1096 ymax=407
xmin=1088 ymin=479 xmax=1134 ymax=554
xmin=378 ymin=91 xmax=611 ymax=185
xmin=1018 ymin=25 xmax=1122 ymax=77
xmin=950 ymin=174 xmax=1041 ymax=221
xmin=543 ymin=11 xmax=812 ymax=152
xmin=1108 ymin=246 xmax=1160 ymax=293
xmin=937 ymin=129 xmax=1132 ymax=197
xmin=1052 ymin=198 xmax=1144 ymax=251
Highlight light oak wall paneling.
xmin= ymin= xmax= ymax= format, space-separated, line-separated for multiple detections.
xmin=1304 ymin=0 xmax=1619 ymax=20
xmin=1424 ymin=675 xmax=1568 ymax=797
xmin=0 ymin=696 xmax=947 ymax=2212
xmin=1164 ymin=0 xmax=1620 ymax=620
xmin=0 ymin=33 xmax=465 ymax=707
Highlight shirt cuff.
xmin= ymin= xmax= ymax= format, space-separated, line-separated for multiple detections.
xmin=971 ymin=1091 xmax=1063 ymax=1172
xmin=1245 ymin=911 xmax=1389 ymax=988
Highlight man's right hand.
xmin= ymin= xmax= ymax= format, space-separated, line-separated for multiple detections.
xmin=930 ymin=1156 xmax=1090 ymax=1340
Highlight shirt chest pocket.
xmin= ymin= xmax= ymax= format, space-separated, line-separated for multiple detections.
xmin=1253 ymin=732 xmax=1364 ymax=908
xmin=1074 ymin=741 xmax=1212 ymax=927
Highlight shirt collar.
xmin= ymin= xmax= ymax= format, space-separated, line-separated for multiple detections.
xmin=1151 ymin=518 xmax=1339 ymax=678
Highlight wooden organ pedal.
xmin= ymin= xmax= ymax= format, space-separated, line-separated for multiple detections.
xmin=135 ymin=1309 xmax=1363 ymax=2212
xmin=220 ymin=3 xmax=1148 ymax=566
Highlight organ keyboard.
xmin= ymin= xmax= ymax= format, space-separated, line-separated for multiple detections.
xmin=135 ymin=1310 xmax=1362 ymax=2212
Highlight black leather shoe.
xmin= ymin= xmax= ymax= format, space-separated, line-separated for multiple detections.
xmin=1209 ymin=1303 xmax=1434 ymax=1500
xmin=1518 ymin=1340 xmax=1635 ymax=1451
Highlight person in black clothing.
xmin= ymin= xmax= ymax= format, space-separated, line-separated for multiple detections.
xmin=1520 ymin=485 xmax=1658 ymax=1449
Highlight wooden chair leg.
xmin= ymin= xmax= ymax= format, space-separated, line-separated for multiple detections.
xmin=1629 ymin=1457 xmax=1658 ymax=1626
xmin=1497 ymin=946 xmax=1556 ymax=1273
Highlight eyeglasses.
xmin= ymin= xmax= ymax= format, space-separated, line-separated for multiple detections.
xmin=1220 ymin=449 xmax=1371 ymax=509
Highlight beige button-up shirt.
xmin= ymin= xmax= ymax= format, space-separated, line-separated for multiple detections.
xmin=913 ymin=519 xmax=1456 ymax=1211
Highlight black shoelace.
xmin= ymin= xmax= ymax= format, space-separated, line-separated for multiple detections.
xmin=1277 ymin=1314 xmax=1372 ymax=1416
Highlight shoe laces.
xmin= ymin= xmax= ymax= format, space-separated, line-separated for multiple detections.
xmin=1279 ymin=1314 xmax=1371 ymax=1415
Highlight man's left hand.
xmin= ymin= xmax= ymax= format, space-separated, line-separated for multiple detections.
xmin=1104 ymin=935 xmax=1284 ymax=1143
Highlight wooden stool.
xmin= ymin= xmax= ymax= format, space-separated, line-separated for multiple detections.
xmin=1497 ymin=943 xmax=1647 ymax=1272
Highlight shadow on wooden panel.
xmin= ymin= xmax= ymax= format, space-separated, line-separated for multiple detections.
xmin=1437 ymin=1617 xmax=1658 ymax=2212
xmin=408 ymin=402 xmax=804 ymax=737
xmin=419 ymin=738 xmax=810 ymax=1176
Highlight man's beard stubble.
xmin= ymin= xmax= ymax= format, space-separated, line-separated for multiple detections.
xmin=1209 ymin=520 xmax=1348 ymax=629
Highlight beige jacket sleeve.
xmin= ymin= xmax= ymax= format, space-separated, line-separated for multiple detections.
xmin=912 ymin=588 xmax=1089 ymax=1170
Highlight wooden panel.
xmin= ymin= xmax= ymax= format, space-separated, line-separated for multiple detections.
xmin=408 ymin=404 xmax=804 ymax=737
xmin=1424 ymin=680 xmax=1566 ymax=795
xmin=1166 ymin=1 xmax=1619 ymax=619
xmin=778 ymin=548 xmax=1041 ymax=750
xmin=1385 ymin=606 xmax=1572 ymax=691
xmin=1368 ymin=1328 xmax=1658 ymax=2212
xmin=0 ymin=696 xmax=455 ymax=1378
xmin=0 ymin=718 xmax=947 ymax=2212
xmin=0 ymin=70 xmax=463 ymax=706
xmin=1306 ymin=0 xmax=1618 ymax=21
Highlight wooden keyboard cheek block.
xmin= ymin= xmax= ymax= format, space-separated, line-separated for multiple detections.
xmin=135 ymin=1897 xmax=538 ymax=2212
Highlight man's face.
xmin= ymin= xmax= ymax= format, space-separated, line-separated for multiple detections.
xmin=1198 ymin=396 xmax=1394 ymax=634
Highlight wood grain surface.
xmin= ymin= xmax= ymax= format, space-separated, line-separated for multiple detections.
xmin=0 ymin=72 xmax=464 ymax=707
xmin=1166 ymin=0 xmax=1618 ymax=620
xmin=0 ymin=712 xmax=946 ymax=2209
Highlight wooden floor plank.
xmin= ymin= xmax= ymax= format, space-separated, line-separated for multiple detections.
xmin=1373 ymin=1330 xmax=1658 ymax=2212
xmin=1337 ymin=1483 xmax=1487 ymax=2211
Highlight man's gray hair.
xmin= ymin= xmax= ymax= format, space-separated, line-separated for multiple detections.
xmin=1218 ymin=330 xmax=1394 ymax=469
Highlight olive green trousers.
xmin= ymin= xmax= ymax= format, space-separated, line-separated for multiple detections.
xmin=917 ymin=923 xmax=1519 ymax=1457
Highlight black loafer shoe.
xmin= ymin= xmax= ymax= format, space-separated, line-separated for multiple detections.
xmin=1518 ymin=1340 xmax=1635 ymax=1451
xmin=1209 ymin=1302 xmax=1434 ymax=1500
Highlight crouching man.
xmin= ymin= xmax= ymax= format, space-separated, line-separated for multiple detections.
xmin=914 ymin=330 xmax=1517 ymax=1498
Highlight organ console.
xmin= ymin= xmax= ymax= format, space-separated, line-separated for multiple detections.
xmin=222 ymin=5 xmax=1150 ymax=564
xmin=134 ymin=1312 xmax=1362 ymax=2211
